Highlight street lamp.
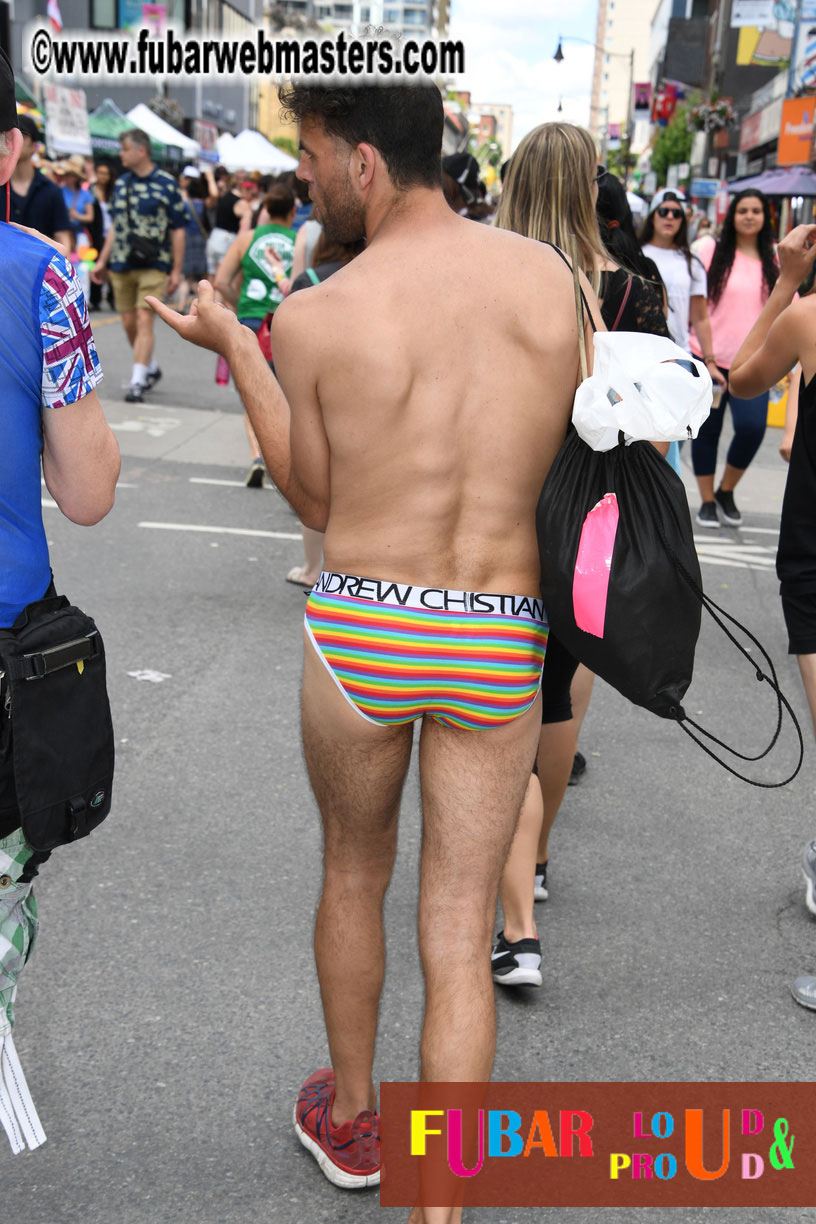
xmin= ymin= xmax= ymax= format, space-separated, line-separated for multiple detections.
xmin=553 ymin=34 xmax=635 ymax=185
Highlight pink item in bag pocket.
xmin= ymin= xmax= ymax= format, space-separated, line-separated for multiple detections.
xmin=572 ymin=492 xmax=619 ymax=638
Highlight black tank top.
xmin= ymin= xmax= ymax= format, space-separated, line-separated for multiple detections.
xmin=214 ymin=191 xmax=241 ymax=233
xmin=778 ymin=371 xmax=816 ymax=592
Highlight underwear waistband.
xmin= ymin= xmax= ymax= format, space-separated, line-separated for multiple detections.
xmin=312 ymin=571 xmax=547 ymax=623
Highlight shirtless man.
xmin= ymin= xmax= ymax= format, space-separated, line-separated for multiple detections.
xmin=148 ymin=84 xmax=596 ymax=1223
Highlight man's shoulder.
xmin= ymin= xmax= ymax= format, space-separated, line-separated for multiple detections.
xmin=458 ymin=219 xmax=572 ymax=270
xmin=150 ymin=168 xmax=181 ymax=193
xmin=272 ymin=268 xmax=343 ymax=345
xmin=31 ymin=169 xmax=61 ymax=198
xmin=1 ymin=219 xmax=61 ymax=264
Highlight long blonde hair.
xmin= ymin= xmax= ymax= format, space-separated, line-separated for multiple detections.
xmin=494 ymin=122 xmax=607 ymax=295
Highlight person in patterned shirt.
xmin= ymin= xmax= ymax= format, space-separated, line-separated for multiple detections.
xmin=0 ymin=46 xmax=121 ymax=1153
xmin=91 ymin=128 xmax=186 ymax=403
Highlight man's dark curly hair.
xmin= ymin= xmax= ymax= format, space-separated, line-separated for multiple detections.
xmin=279 ymin=84 xmax=443 ymax=191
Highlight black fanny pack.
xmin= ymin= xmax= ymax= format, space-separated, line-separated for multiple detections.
xmin=0 ymin=594 xmax=115 ymax=852
xmin=127 ymin=232 xmax=160 ymax=268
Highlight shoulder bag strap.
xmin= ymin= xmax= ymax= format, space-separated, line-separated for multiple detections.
xmin=185 ymin=197 xmax=208 ymax=239
xmin=567 ymin=237 xmax=588 ymax=381
xmin=543 ymin=241 xmax=597 ymax=327
xmin=611 ymin=274 xmax=633 ymax=332
xmin=124 ymin=176 xmax=134 ymax=231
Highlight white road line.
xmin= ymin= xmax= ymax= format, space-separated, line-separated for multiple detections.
xmin=693 ymin=541 xmax=776 ymax=556
xmin=138 ymin=521 xmax=301 ymax=540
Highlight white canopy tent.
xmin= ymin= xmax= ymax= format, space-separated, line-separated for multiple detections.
xmin=215 ymin=129 xmax=298 ymax=173
xmin=126 ymin=103 xmax=199 ymax=160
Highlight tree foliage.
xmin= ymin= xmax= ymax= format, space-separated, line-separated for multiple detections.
xmin=273 ymin=136 xmax=298 ymax=158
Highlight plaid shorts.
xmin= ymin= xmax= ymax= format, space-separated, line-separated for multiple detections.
xmin=0 ymin=829 xmax=39 ymax=1036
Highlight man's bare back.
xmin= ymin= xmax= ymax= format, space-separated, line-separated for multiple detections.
xmin=272 ymin=207 xmax=582 ymax=599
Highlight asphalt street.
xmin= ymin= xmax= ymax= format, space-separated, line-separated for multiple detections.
xmin=4 ymin=309 xmax=815 ymax=1223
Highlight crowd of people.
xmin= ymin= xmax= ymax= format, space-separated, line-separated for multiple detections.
xmin=1 ymin=70 xmax=815 ymax=1221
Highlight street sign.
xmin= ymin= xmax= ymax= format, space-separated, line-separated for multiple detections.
xmin=689 ymin=178 xmax=719 ymax=197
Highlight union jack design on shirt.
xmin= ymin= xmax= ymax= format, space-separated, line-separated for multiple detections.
xmin=39 ymin=253 xmax=102 ymax=409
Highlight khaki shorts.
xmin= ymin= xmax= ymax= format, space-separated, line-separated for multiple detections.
xmin=109 ymin=267 xmax=167 ymax=313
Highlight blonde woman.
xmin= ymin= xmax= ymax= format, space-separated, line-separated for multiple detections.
xmin=490 ymin=123 xmax=668 ymax=991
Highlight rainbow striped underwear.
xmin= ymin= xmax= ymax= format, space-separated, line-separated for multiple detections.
xmin=304 ymin=571 xmax=549 ymax=731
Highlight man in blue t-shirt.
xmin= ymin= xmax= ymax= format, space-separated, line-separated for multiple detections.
xmin=0 ymin=45 xmax=121 ymax=1154
xmin=92 ymin=128 xmax=186 ymax=403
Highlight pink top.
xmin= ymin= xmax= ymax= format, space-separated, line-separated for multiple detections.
xmin=689 ymin=235 xmax=771 ymax=370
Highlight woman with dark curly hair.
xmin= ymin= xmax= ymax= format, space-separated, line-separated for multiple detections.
xmin=689 ymin=189 xmax=779 ymax=527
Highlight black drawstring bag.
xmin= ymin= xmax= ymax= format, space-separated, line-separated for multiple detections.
xmin=0 ymin=594 xmax=115 ymax=851
xmin=537 ymin=427 xmax=701 ymax=720
xmin=536 ymin=242 xmax=803 ymax=787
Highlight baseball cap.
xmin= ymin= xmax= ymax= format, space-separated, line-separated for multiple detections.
xmin=649 ymin=187 xmax=687 ymax=214
xmin=17 ymin=113 xmax=42 ymax=143
xmin=182 ymin=164 xmax=200 ymax=178
xmin=0 ymin=47 xmax=20 ymax=133
xmin=442 ymin=153 xmax=481 ymax=206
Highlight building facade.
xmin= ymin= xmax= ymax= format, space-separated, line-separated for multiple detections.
xmin=272 ymin=0 xmax=446 ymax=36
xmin=589 ymin=0 xmax=652 ymax=149
xmin=470 ymin=100 xmax=512 ymax=157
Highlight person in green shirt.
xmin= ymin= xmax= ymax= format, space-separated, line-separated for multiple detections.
xmin=215 ymin=183 xmax=296 ymax=486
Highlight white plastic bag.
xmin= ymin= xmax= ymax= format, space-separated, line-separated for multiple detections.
xmin=572 ymin=331 xmax=713 ymax=453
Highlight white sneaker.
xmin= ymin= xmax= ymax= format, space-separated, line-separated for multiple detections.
xmin=803 ymin=840 xmax=816 ymax=916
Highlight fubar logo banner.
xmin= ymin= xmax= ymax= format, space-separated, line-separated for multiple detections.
xmin=379 ymin=1082 xmax=811 ymax=1208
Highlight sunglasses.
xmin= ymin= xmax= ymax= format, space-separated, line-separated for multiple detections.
xmin=656 ymin=206 xmax=684 ymax=219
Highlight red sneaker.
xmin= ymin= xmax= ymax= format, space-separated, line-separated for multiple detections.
xmin=293 ymin=1067 xmax=380 ymax=1189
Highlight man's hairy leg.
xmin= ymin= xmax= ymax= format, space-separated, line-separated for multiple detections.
xmin=301 ymin=634 xmax=413 ymax=1125
xmin=408 ymin=701 xmax=539 ymax=1224
xmin=417 ymin=697 xmax=541 ymax=1083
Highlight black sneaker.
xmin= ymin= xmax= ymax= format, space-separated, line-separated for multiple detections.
xmin=696 ymin=500 xmax=719 ymax=528
xmin=145 ymin=366 xmax=162 ymax=390
xmin=245 ymin=458 xmax=265 ymax=488
xmin=714 ymin=487 xmax=742 ymax=526
xmin=491 ymin=930 xmax=542 ymax=987
xmin=568 ymin=751 xmax=586 ymax=786
xmin=534 ymin=861 xmax=548 ymax=902
xmin=125 ymin=383 xmax=145 ymax=403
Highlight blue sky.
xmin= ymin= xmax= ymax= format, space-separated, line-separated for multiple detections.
xmin=447 ymin=0 xmax=599 ymax=150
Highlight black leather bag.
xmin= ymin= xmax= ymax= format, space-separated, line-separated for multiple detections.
xmin=0 ymin=595 xmax=114 ymax=851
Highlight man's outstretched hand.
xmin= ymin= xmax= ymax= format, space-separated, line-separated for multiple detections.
xmin=145 ymin=280 xmax=246 ymax=356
